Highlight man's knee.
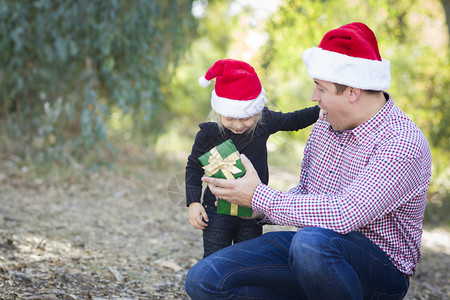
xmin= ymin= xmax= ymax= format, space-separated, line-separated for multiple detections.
xmin=289 ymin=227 xmax=336 ymax=275
xmin=290 ymin=227 xmax=334 ymax=250
xmin=185 ymin=259 xmax=216 ymax=299
xmin=185 ymin=263 xmax=199 ymax=297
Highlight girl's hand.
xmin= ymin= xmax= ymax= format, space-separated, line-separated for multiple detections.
xmin=188 ymin=202 xmax=209 ymax=230
xmin=319 ymin=109 xmax=327 ymax=121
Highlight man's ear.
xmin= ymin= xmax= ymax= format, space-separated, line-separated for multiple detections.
xmin=348 ymin=87 xmax=361 ymax=103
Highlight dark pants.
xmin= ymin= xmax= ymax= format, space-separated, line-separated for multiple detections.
xmin=202 ymin=204 xmax=262 ymax=258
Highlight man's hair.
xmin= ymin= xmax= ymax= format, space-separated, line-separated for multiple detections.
xmin=333 ymin=83 xmax=381 ymax=95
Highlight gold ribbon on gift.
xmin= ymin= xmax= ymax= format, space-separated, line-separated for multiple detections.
xmin=203 ymin=148 xmax=241 ymax=180
xmin=229 ymin=203 xmax=238 ymax=215
xmin=203 ymin=147 xmax=241 ymax=216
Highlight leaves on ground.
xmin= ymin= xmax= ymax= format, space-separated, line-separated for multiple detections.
xmin=0 ymin=156 xmax=448 ymax=299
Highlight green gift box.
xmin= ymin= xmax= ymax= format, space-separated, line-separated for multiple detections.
xmin=198 ymin=139 xmax=252 ymax=217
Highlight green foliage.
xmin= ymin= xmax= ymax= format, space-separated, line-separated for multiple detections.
xmin=3 ymin=0 xmax=447 ymax=201
xmin=0 ymin=0 xmax=197 ymax=161
xmin=261 ymin=0 xmax=450 ymax=193
xmin=163 ymin=0 xmax=241 ymax=139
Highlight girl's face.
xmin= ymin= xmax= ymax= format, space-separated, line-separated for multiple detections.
xmin=220 ymin=115 xmax=259 ymax=134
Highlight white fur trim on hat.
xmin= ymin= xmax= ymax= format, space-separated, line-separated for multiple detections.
xmin=211 ymin=88 xmax=266 ymax=118
xmin=303 ymin=47 xmax=390 ymax=90
xmin=198 ymin=76 xmax=211 ymax=88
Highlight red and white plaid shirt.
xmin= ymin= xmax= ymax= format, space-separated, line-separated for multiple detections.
xmin=253 ymin=95 xmax=432 ymax=275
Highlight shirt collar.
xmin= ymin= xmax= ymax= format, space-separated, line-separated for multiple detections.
xmin=351 ymin=92 xmax=392 ymax=144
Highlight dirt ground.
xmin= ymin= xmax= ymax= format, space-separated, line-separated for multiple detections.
xmin=0 ymin=153 xmax=449 ymax=299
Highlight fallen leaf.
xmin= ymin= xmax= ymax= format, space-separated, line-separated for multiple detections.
xmin=160 ymin=259 xmax=183 ymax=272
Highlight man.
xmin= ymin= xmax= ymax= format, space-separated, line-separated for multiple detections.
xmin=185 ymin=22 xmax=432 ymax=300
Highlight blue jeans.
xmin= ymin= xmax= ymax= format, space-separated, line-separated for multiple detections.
xmin=185 ymin=227 xmax=410 ymax=299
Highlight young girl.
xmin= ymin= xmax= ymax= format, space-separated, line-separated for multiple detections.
xmin=185 ymin=58 xmax=320 ymax=258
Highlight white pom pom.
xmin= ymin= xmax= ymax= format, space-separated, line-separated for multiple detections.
xmin=198 ymin=76 xmax=211 ymax=88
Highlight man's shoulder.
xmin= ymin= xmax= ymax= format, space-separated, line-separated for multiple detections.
xmin=376 ymin=105 xmax=430 ymax=157
xmin=384 ymin=104 xmax=423 ymax=137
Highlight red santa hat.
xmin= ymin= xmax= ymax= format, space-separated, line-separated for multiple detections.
xmin=198 ymin=59 xmax=266 ymax=118
xmin=303 ymin=22 xmax=390 ymax=91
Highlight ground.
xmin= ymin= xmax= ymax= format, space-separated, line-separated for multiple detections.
xmin=0 ymin=153 xmax=449 ymax=299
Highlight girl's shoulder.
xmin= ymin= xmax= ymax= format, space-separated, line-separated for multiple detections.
xmin=196 ymin=122 xmax=221 ymax=139
xmin=259 ymin=107 xmax=279 ymax=126
xmin=261 ymin=107 xmax=278 ymax=120
xmin=199 ymin=121 xmax=219 ymax=132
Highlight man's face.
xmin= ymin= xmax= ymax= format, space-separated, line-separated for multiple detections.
xmin=311 ymin=79 xmax=350 ymax=132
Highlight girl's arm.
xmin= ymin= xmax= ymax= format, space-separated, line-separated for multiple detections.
xmin=185 ymin=127 xmax=211 ymax=207
xmin=266 ymin=105 xmax=320 ymax=133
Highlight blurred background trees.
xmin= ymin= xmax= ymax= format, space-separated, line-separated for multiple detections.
xmin=0 ymin=0 xmax=197 ymax=161
xmin=0 ymin=0 xmax=448 ymax=223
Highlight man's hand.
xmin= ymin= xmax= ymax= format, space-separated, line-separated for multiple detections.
xmin=202 ymin=154 xmax=261 ymax=208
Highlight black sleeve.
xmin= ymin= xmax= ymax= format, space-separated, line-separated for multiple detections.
xmin=266 ymin=105 xmax=320 ymax=134
xmin=185 ymin=125 xmax=214 ymax=207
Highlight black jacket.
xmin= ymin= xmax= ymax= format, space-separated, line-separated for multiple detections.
xmin=185 ymin=106 xmax=320 ymax=208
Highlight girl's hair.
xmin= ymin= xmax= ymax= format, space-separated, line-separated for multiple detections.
xmin=208 ymin=110 xmax=264 ymax=138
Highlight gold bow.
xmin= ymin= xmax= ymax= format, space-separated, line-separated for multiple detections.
xmin=203 ymin=147 xmax=242 ymax=216
xmin=203 ymin=148 xmax=241 ymax=180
